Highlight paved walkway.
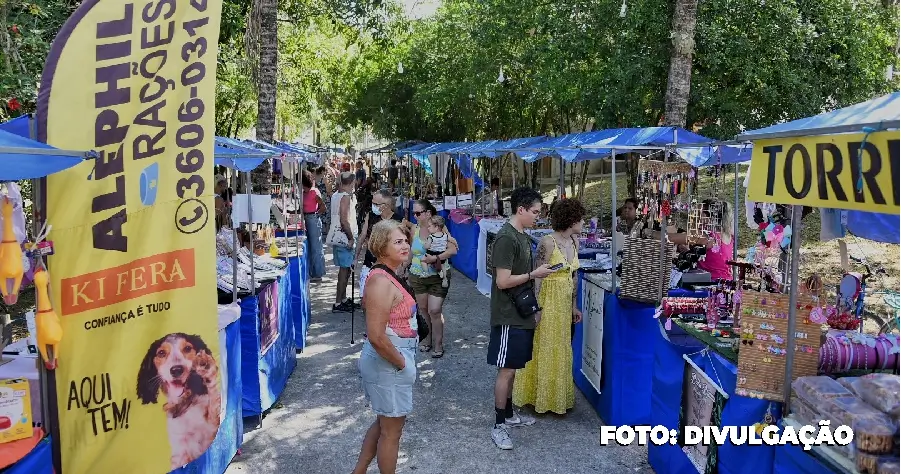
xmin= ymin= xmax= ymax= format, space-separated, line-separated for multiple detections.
xmin=226 ymin=251 xmax=651 ymax=474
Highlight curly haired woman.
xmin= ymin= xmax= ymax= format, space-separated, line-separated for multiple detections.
xmin=512 ymin=198 xmax=585 ymax=415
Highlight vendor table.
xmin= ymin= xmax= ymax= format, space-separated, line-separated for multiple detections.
xmin=240 ymin=273 xmax=297 ymax=417
xmin=647 ymin=320 xmax=779 ymax=474
xmin=175 ymin=304 xmax=243 ymax=474
xmin=286 ymin=243 xmax=311 ymax=350
xmin=3 ymin=435 xmax=52 ymax=474
xmin=573 ymin=272 xmax=712 ymax=426
xmin=573 ymin=272 xmax=659 ymax=426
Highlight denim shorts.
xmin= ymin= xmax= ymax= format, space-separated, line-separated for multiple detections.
xmin=333 ymin=245 xmax=354 ymax=268
xmin=359 ymin=338 xmax=417 ymax=417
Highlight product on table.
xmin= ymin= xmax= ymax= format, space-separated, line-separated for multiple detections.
xmin=856 ymin=451 xmax=897 ymax=474
xmin=820 ymin=396 xmax=895 ymax=430
xmin=876 ymin=459 xmax=899 ymax=474
xmin=837 ymin=376 xmax=861 ymax=396
xmin=852 ymin=417 xmax=898 ymax=455
xmin=791 ymin=376 xmax=853 ymax=406
xmin=857 ymin=374 xmax=900 ymax=418
xmin=789 ymin=397 xmax=828 ymax=425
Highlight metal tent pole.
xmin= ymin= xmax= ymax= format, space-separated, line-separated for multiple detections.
xmin=782 ymin=205 xmax=803 ymax=406
xmin=232 ymin=170 xmax=238 ymax=304
xmin=558 ymin=156 xmax=565 ymax=199
xmin=733 ymin=164 xmax=740 ymax=275
xmin=246 ymin=173 xmax=255 ymax=291
xmin=610 ymin=149 xmax=618 ymax=290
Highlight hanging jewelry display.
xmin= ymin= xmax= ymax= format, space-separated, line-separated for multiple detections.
xmin=636 ymin=159 xmax=696 ymax=231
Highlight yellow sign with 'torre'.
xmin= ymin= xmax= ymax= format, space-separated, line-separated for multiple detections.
xmin=747 ymin=131 xmax=899 ymax=214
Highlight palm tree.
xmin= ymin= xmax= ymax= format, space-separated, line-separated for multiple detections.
xmin=245 ymin=0 xmax=277 ymax=193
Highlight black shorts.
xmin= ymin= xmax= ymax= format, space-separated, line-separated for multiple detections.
xmin=487 ymin=325 xmax=534 ymax=369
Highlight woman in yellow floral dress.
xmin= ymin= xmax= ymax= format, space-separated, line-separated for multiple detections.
xmin=513 ymin=198 xmax=585 ymax=415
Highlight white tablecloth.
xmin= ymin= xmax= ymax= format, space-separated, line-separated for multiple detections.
xmin=476 ymin=218 xmax=507 ymax=296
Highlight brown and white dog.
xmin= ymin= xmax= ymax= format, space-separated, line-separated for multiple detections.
xmin=136 ymin=333 xmax=221 ymax=469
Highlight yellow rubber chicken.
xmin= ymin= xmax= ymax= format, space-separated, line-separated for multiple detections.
xmin=0 ymin=196 xmax=23 ymax=305
xmin=33 ymin=269 xmax=63 ymax=370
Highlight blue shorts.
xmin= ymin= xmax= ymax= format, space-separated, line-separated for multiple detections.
xmin=359 ymin=339 xmax=417 ymax=417
xmin=332 ymin=245 xmax=354 ymax=268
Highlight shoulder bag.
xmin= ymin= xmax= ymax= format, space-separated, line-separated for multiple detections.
xmin=325 ymin=192 xmax=351 ymax=247
xmin=370 ymin=264 xmax=430 ymax=342
xmin=502 ymin=240 xmax=542 ymax=319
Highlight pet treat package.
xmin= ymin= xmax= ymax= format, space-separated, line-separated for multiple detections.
xmin=0 ymin=378 xmax=32 ymax=444
xmin=856 ymin=374 xmax=901 ymax=418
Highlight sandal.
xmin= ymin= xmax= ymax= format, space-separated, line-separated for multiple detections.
xmin=419 ymin=344 xmax=432 ymax=352
xmin=431 ymin=350 xmax=444 ymax=358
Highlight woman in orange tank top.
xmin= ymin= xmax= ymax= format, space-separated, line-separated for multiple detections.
xmin=353 ymin=220 xmax=418 ymax=474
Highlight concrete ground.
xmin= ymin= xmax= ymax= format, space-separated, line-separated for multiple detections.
xmin=226 ymin=250 xmax=652 ymax=474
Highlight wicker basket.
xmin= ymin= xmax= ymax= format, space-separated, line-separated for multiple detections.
xmin=620 ymin=237 xmax=674 ymax=304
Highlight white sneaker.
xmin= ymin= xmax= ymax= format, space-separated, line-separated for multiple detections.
xmin=505 ymin=412 xmax=536 ymax=427
xmin=491 ymin=424 xmax=513 ymax=450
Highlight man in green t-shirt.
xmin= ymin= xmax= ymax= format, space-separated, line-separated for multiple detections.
xmin=486 ymin=187 xmax=555 ymax=450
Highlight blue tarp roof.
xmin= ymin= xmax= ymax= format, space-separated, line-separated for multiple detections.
xmin=0 ymin=128 xmax=88 ymax=180
xmin=736 ymin=92 xmax=900 ymax=141
xmin=214 ymin=137 xmax=274 ymax=171
xmin=505 ymin=127 xmax=711 ymax=163
xmin=395 ymin=142 xmax=432 ymax=157
xmin=678 ymin=144 xmax=753 ymax=167
xmin=846 ymin=211 xmax=899 ymax=244
xmin=0 ymin=115 xmax=31 ymax=138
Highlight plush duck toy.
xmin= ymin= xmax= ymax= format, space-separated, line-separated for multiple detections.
xmin=33 ymin=269 xmax=63 ymax=370
xmin=0 ymin=196 xmax=23 ymax=305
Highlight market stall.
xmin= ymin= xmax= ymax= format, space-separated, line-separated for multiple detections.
xmin=735 ymin=92 xmax=900 ymax=474
xmin=0 ymin=122 xmax=90 ymax=473
xmin=212 ymin=143 xmax=299 ymax=420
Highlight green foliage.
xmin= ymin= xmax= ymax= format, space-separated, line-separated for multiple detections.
xmin=332 ymin=0 xmax=899 ymax=142
xmin=0 ymin=0 xmax=79 ymax=120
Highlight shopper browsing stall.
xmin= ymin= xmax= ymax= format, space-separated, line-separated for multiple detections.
xmin=513 ymin=198 xmax=585 ymax=415
xmin=327 ymin=172 xmax=359 ymax=312
xmin=487 ymin=187 xmax=556 ymax=450
xmin=302 ymin=170 xmax=327 ymax=282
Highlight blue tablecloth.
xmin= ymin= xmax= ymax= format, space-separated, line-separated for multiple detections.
xmin=240 ymin=274 xmax=297 ymax=417
xmin=173 ymin=319 xmax=243 ymax=474
xmin=772 ymin=439 xmax=835 ymax=474
xmin=573 ymin=280 xmax=660 ymax=426
xmin=287 ymin=250 xmax=311 ymax=350
xmin=446 ymin=218 xmax=479 ymax=281
xmin=647 ymin=321 xmax=780 ymax=474
xmin=5 ymin=436 xmax=52 ymax=474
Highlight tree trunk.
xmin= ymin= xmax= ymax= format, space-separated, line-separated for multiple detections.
xmin=578 ymin=161 xmax=589 ymax=200
xmin=662 ymin=0 xmax=699 ymax=128
xmin=252 ymin=0 xmax=278 ymax=194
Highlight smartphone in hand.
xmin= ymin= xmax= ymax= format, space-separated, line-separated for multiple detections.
xmin=548 ymin=263 xmax=565 ymax=271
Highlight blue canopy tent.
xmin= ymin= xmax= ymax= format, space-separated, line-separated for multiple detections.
xmin=0 ymin=115 xmax=31 ymax=139
xmin=214 ymin=138 xmax=275 ymax=172
xmin=737 ymin=92 xmax=899 ymax=141
xmin=0 ymin=128 xmax=92 ymax=180
xmin=735 ymin=93 xmax=900 ymax=414
xmin=736 ymin=92 xmax=900 ymax=244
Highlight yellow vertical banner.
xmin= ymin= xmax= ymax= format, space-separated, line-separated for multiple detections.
xmin=37 ymin=1 xmax=223 ymax=472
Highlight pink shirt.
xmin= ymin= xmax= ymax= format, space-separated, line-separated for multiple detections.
xmin=367 ymin=268 xmax=417 ymax=338
xmin=698 ymin=233 xmax=733 ymax=280
xmin=303 ymin=188 xmax=321 ymax=213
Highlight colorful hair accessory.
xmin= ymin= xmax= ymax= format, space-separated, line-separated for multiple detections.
xmin=770 ymin=335 xmax=784 ymax=344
